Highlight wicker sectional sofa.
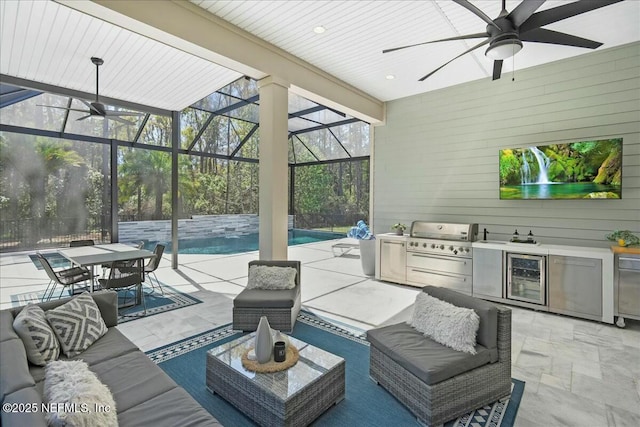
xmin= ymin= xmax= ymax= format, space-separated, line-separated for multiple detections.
xmin=0 ymin=291 xmax=220 ymax=426
xmin=367 ymin=285 xmax=512 ymax=426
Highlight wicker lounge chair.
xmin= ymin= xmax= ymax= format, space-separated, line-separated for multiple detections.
xmin=368 ymin=286 xmax=512 ymax=426
xmin=232 ymin=260 xmax=301 ymax=332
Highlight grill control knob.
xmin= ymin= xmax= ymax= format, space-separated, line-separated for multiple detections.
xmin=448 ymin=246 xmax=454 ymax=251
xmin=423 ymin=243 xmax=427 ymax=248
xmin=464 ymin=248 xmax=470 ymax=252
xmin=453 ymin=250 xmax=458 ymax=255
xmin=459 ymin=247 xmax=464 ymax=252
xmin=439 ymin=245 xmax=445 ymax=250
xmin=430 ymin=244 xmax=435 ymax=249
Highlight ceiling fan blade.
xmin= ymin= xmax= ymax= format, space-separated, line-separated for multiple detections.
xmin=452 ymin=0 xmax=501 ymax=31
xmin=492 ymin=60 xmax=503 ymax=81
xmin=507 ymin=0 xmax=546 ymax=27
xmin=419 ymin=38 xmax=491 ymax=81
xmin=383 ymin=33 xmax=488 ymax=54
xmin=77 ymin=115 xmax=92 ymax=121
xmin=78 ymin=99 xmax=102 ymax=114
xmin=520 ymin=28 xmax=602 ymax=49
xmin=103 ymin=110 xmax=146 ymax=117
xmin=520 ymin=0 xmax=623 ymax=33
xmin=37 ymin=105 xmax=89 ymax=113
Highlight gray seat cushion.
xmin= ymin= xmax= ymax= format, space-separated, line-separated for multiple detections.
xmin=0 ymin=338 xmax=35 ymax=401
xmin=90 ymin=350 xmax=179 ymax=413
xmin=367 ymin=323 xmax=494 ymax=385
xmin=233 ymin=286 xmax=298 ymax=308
xmin=118 ymin=387 xmax=221 ymax=427
xmin=1 ymin=387 xmax=47 ymax=427
xmin=0 ymin=311 xmax=19 ymax=342
xmin=67 ymin=327 xmax=139 ymax=366
xmin=422 ymin=285 xmax=498 ymax=360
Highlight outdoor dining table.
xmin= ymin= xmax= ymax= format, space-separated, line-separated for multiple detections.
xmin=58 ymin=243 xmax=155 ymax=301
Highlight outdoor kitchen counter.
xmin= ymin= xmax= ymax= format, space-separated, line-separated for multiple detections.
xmin=472 ymin=241 xmax=615 ymax=324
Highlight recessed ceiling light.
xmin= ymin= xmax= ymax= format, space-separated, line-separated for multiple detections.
xmin=313 ymin=26 xmax=326 ymax=34
xmin=385 ymin=74 xmax=395 ymax=80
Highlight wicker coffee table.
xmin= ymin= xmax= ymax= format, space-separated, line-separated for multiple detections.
xmin=206 ymin=333 xmax=345 ymax=427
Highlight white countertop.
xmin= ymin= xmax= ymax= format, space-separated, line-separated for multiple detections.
xmin=472 ymin=240 xmax=612 ymax=258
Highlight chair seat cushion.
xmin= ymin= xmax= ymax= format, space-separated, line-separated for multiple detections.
xmin=233 ymin=287 xmax=298 ymax=309
xmin=367 ymin=323 xmax=494 ymax=385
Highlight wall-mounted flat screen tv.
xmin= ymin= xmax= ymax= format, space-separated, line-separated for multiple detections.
xmin=499 ymin=138 xmax=622 ymax=200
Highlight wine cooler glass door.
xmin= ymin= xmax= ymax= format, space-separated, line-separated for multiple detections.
xmin=507 ymin=253 xmax=546 ymax=305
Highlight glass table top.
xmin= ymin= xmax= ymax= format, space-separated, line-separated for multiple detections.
xmin=207 ymin=332 xmax=344 ymax=401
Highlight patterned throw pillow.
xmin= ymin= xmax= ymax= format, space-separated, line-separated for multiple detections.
xmin=13 ymin=304 xmax=60 ymax=366
xmin=45 ymin=292 xmax=108 ymax=358
xmin=246 ymin=265 xmax=297 ymax=290
xmin=409 ymin=292 xmax=480 ymax=354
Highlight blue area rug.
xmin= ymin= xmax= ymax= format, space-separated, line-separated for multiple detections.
xmin=146 ymin=312 xmax=524 ymax=427
xmin=10 ymin=281 xmax=202 ymax=323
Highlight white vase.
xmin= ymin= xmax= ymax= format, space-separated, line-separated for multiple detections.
xmin=254 ymin=316 xmax=273 ymax=364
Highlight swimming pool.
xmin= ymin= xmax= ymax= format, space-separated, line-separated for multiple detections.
xmin=143 ymin=229 xmax=344 ymax=255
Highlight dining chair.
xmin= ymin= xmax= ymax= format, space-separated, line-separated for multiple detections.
xmin=37 ymin=253 xmax=92 ymax=301
xmin=143 ymin=244 xmax=165 ymax=296
xmin=98 ymin=260 xmax=145 ymax=317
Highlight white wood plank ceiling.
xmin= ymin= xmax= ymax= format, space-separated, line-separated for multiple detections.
xmin=1 ymin=0 xmax=638 ymax=114
xmin=0 ymin=0 xmax=242 ymax=112
xmin=193 ymin=0 xmax=640 ymax=101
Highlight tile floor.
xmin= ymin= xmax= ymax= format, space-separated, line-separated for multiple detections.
xmin=1 ymin=238 xmax=639 ymax=426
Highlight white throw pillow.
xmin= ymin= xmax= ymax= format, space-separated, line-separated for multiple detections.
xmin=409 ymin=292 xmax=480 ymax=354
xmin=13 ymin=304 xmax=60 ymax=366
xmin=44 ymin=360 xmax=118 ymax=427
xmin=246 ymin=265 xmax=297 ymax=290
xmin=45 ymin=292 xmax=108 ymax=357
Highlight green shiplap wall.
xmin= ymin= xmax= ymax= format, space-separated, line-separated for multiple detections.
xmin=373 ymin=42 xmax=640 ymax=248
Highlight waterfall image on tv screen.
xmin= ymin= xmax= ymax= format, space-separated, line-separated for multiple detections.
xmin=499 ymin=138 xmax=622 ymax=200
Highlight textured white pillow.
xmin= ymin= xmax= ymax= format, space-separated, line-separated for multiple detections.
xmin=409 ymin=292 xmax=480 ymax=354
xmin=45 ymin=292 xmax=108 ymax=357
xmin=13 ymin=304 xmax=60 ymax=366
xmin=44 ymin=360 xmax=118 ymax=427
xmin=246 ymin=265 xmax=297 ymax=290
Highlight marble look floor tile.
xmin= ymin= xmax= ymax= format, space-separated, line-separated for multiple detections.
xmin=572 ymin=359 xmax=602 ymax=380
xmin=303 ymin=307 xmax=373 ymax=332
xmin=606 ymin=404 xmax=640 ymax=427
xmin=511 ymin=321 xmax=552 ymax=341
xmin=540 ymin=372 xmax=571 ymax=391
xmin=571 ymin=372 xmax=640 ymax=415
xmin=517 ymin=383 xmax=607 ymax=427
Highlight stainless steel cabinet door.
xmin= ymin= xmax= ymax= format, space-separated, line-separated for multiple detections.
xmin=473 ymin=248 xmax=503 ymax=298
xmin=548 ymin=255 xmax=602 ymax=320
xmin=379 ymin=239 xmax=406 ymax=284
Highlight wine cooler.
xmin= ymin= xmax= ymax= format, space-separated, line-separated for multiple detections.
xmin=506 ymin=253 xmax=546 ymax=305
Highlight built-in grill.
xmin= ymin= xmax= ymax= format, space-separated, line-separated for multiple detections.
xmin=406 ymin=222 xmax=478 ymax=295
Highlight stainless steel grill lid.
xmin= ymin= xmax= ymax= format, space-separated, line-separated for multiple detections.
xmin=409 ymin=221 xmax=478 ymax=241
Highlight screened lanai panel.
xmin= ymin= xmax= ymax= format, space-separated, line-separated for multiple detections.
xmin=290 ymin=137 xmax=319 ymax=163
xmin=329 ymin=122 xmax=370 ymax=157
xmin=138 ymin=115 xmax=172 ymax=147
xmin=218 ymin=77 xmax=258 ymax=99
xmin=0 ymin=93 xmax=67 ymax=131
xmin=299 ymin=108 xmax=346 ymax=125
xmin=180 ymin=107 xmax=211 ymax=149
xmin=295 ymin=129 xmax=349 ymax=161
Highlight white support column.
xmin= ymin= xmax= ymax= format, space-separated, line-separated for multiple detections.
xmin=258 ymin=76 xmax=290 ymax=260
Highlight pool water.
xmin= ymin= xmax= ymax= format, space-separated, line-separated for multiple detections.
xmin=144 ymin=229 xmax=344 ymax=255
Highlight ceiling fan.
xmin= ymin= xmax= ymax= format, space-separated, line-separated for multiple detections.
xmin=40 ymin=57 xmax=145 ymax=125
xmin=383 ymin=0 xmax=623 ymax=81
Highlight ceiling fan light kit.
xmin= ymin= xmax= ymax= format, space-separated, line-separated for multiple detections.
xmin=485 ymin=38 xmax=523 ymax=60
xmin=383 ymin=0 xmax=623 ymax=82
